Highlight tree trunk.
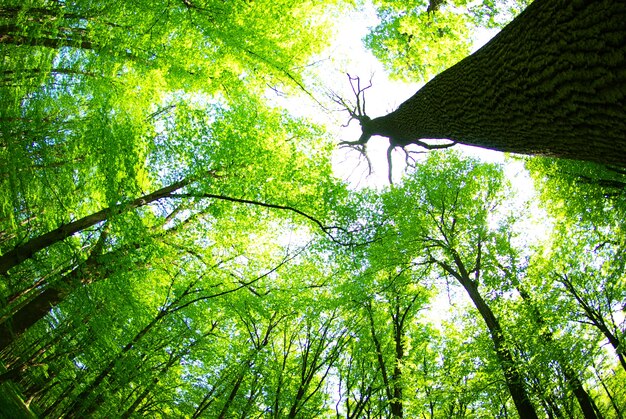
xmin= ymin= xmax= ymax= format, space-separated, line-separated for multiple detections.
xmin=0 ymin=178 xmax=190 ymax=275
xmin=218 ymin=368 xmax=247 ymax=419
xmin=366 ymin=304 xmax=394 ymax=413
xmin=0 ymin=286 xmax=65 ymax=350
xmin=64 ymin=309 xmax=167 ymax=417
xmin=361 ymin=0 xmax=626 ymax=167
xmin=439 ymin=256 xmax=538 ymax=418
xmin=459 ymin=278 xmax=539 ymax=419
xmin=0 ymin=235 xmax=147 ymax=350
xmin=516 ymin=285 xmax=599 ymax=419
xmin=558 ymin=274 xmax=626 ymax=372
xmin=595 ymin=369 xmax=623 ymax=419
xmin=391 ymin=327 xmax=403 ymax=419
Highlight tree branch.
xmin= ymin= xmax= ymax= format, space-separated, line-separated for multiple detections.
xmin=170 ymin=193 xmax=372 ymax=246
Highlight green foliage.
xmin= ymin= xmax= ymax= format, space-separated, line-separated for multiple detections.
xmin=0 ymin=381 xmax=37 ymax=418
xmin=1 ymin=1 xmax=624 ymax=417
xmin=526 ymin=156 xmax=626 ymax=226
xmin=366 ymin=5 xmax=473 ymax=81
xmin=365 ymin=0 xmax=531 ymax=81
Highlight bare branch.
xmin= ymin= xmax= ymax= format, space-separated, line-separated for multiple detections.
xmin=330 ymin=73 xmax=373 ymax=127
xmin=169 ymin=192 xmax=376 ymax=247
xmin=403 ymin=148 xmax=426 ymax=168
xmin=348 ymin=73 xmax=372 ymax=118
xmin=337 ymin=142 xmax=374 ymax=180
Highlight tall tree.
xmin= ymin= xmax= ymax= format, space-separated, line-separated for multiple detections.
xmin=352 ymin=0 xmax=626 ymax=166
xmin=378 ymin=151 xmax=539 ymax=417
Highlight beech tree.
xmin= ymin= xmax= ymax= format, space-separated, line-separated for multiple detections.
xmin=2 ymin=0 xmax=625 ymax=417
xmin=353 ymin=0 xmax=626 ymax=167
xmin=381 ymin=152 xmax=539 ymax=417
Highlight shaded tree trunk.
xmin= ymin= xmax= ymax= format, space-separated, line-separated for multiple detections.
xmin=515 ymin=285 xmax=599 ymax=419
xmin=359 ymin=0 xmax=626 ymax=167
xmin=218 ymin=369 xmax=248 ymax=419
xmin=0 ymin=197 xmax=206 ymax=350
xmin=0 ymin=234 xmax=142 ymax=350
xmin=0 ymin=177 xmax=190 ymax=276
xmin=595 ymin=369 xmax=623 ymax=419
xmin=0 ymin=228 xmax=108 ymax=350
xmin=558 ymin=273 xmax=626 ymax=372
xmin=391 ymin=325 xmax=403 ymax=419
xmin=0 ymin=285 xmax=66 ymax=350
xmin=461 ymin=279 xmax=538 ymax=419
xmin=366 ymin=304 xmax=395 ymax=415
xmin=64 ymin=309 xmax=167 ymax=417
xmin=437 ymin=259 xmax=539 ymax=419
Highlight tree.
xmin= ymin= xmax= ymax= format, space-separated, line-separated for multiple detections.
xmin=527 ymin=155 xmax=626 ymax=373
xmin=524 ymin=154 xmax=626 ymax=416
xmin=502 ymin=266 xmax=600 ymax=418
xmin=3 ymin=0 xmax=625 ymax=416
xmin=0 ymin=2 xmax=348 ymax=414
xmin=330 ymin=151 xmax=544 ymax=416
xmin=391 ymin=152 xmax=538 ymax=418
xmin=353 ymin=0 xmax=626 ymax=167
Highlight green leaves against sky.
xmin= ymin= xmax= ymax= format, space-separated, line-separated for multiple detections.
xmin=1 ymin=0 xmax=625 ymax=417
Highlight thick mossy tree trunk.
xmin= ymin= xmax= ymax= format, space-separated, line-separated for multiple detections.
xmin=361 ymin=0 xmax=626 ymax=167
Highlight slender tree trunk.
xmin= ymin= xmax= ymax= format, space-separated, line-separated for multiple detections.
xmin=42 ymin=379 xmax=76 ymax=418
xmin=366 ymin=304 xmax=394 ymax=412
xmin=0 ymin=200 xmax=206 ymax=349
xmin=218 ymin=369 xmax=247 ymax=419
xmin=0 ymin=6 xmax=90 ymax=22
xmin=2 ymin=232 xmax=109 ymax=348
xmin=558 ymin=274 xmax=626 ymax=372
xmin=439 ymin=259 xmax=539 ymax=418
xmin=0 ymin=178 xmax=190 ymax=275
xmin=192 ymin=386 xmax=218 ymax=418
xmin=391 ymin=327 xmax=403 ymax=419
xmin=0 ymin=24 xmax=95 ymax=50
xmin=460 ymin=278 xmax=539 ymax=419
xmin=120 ymin=355 xmax=178 ymax=418
xmin=516 ymin=285 xmax=599 ymax=419
xmin=64 ymin=310 xmax=167 ymax=417
xmin=0 ymin=363 xmax=29 ymax=383
xmin=360 ymin=0 xmax=626 ymax=167
xmin=595 ymin=370 xmax=623 ymax=419
xmin=0 ymin=286 xmax=65 ymax=350
xmin=0 ymin=260 xmax=106 ymax=350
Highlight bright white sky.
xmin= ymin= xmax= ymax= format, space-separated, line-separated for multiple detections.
xmin=288 ymin=2 xmax=550 ymax=324
xmin=311 ymin=2 xmax=506 ymax=188
xmin=270 ymin=1 xmax=548 ymax=246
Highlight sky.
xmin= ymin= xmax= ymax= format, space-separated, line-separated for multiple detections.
xmin=268 ymin=0 xmax=548 ymax=248
xmin=310 ymin=2 xmax=506 ymax=188
xmin=295 ymin=1 xmax=551 ymax=322
xmin=317 ymin=3 xmax=547 ymax=239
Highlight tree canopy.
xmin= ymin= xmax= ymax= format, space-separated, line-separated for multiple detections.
xmin=1 ymin=0 xmax=625 ymax=417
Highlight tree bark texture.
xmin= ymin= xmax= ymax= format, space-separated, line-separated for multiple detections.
xmin=362 ymin=0 xmax=626 ymax=167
